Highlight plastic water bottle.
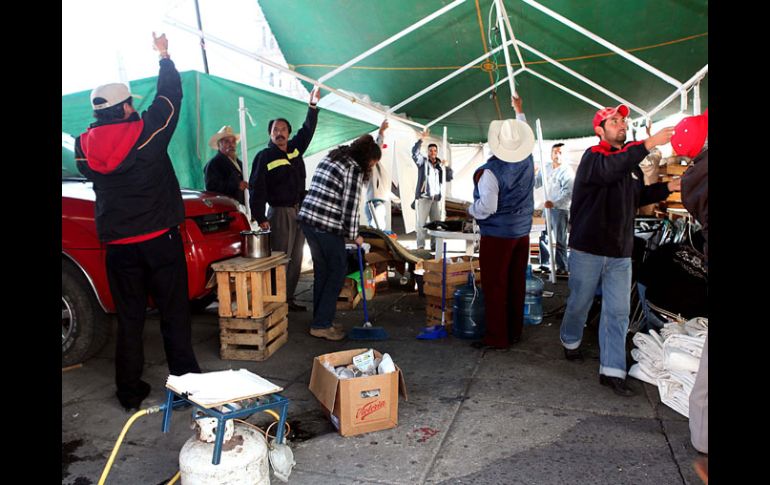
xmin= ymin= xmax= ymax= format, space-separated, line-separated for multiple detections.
xmin=524 ymin=264 xmax=544 ymax=325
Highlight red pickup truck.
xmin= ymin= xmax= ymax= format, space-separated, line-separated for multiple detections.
xmin=62 ymin=175 xmax=249 ymax=366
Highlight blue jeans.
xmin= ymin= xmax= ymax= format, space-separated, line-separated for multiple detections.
xmin=539 ymin=208 xmax=569 ymax=271
xmin=300 ymin=222 xmax=348 ymax=329
xmin=560 ymin=249 xmax=632 ymax=378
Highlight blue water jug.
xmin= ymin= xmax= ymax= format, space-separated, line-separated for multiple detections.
xmin=524 ymin=264 xmax=544 ymax=325
xmin=452 ymin=273 xmax=485 ymax=339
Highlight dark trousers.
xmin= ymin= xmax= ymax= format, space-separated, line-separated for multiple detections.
xmin=106 ymin=227 xmax=200 ymax=406
xmin=300 ymin=222 xmax=347 ymax=329
xmin=478 ymin=234 xmax=530 ymax=348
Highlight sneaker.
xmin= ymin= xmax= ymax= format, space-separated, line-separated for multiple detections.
xmin=538 ymin=266 xmax=551 ymax=274
xmin=555 ymin=269 xmax=569 ymax=277
xmin=310 ymin=326 xmax=346 ymax=341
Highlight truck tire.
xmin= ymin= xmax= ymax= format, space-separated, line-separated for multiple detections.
xmin=62 ymin=260 xmax=110 ymax=367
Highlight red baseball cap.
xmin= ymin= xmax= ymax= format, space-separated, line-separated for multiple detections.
xmin=671 ymin=109 xmax=708 ymax=158
xmin=593 ymin=104 xmax=630 ymax=129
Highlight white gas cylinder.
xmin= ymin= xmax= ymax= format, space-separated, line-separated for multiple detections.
xmin=179 ymin=422 xmax=270 ymax=485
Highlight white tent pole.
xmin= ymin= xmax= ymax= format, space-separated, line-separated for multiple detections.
xmin=494 ymin=0 xmax=517 ymax=97
xmin=693 ymin=82 xmax=701 ymax=115
xmin=318 ymin=0 xmax=467 ymax=83
xmin=498 ymin=1 xmax=527 ymax=69
xmin=164 ymin=17 xmax=427 ymax=130
xmin=517 ymin=41 xmax=647 ymax=117
xmin=680 ymin=91 xmax=688 ymax=112
xmin=632 ymin=64 xmax=708 ymax=122
xmin=426 ymin=68 xmax=524 ymax=128
xmin=443 ymin=126 xmax=451 ymax=203
xmin=525 ymin=68 xmax=604 ymax=110
xmin=535 ymin=118 xmax=556 ymax=284
xmin=389 ymin=40 xmax=514 ymax=113
xmin=519 ymin=0 xmax=682 ymax=88
xmin=238 ymin=97 xmax=252 ymax=223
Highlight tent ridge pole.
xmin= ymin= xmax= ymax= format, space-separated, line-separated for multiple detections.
xmin=632 ymin=64 xmax=708 ymax=122
xmin=517 ymin=40 xmax=647 ymax=117
xmin=519 ymin=0 xmax=682 ymax=88
xmin=318 ymin=0 xmax=467 ymax=84
xmin=164 ymin=16 xmax=426 ymax=130
xmin=426 ymin=68 xmax=525 ymax=128
xmin=494 ymin=0 xmax=517 ymax=97
xmin=525 ymin=68 xmax=604 ymax=110
xmin=389 ymin=39 xmax=515 ymax=113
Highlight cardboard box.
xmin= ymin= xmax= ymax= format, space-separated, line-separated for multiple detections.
xmin=309 ymin=348 xmax=408 ymax=437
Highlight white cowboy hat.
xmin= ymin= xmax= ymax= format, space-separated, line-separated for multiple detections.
xmin=208 ymin=125 xmax=241 ymax=149
xmin=487 ymin=119 xmax=535 ymax=163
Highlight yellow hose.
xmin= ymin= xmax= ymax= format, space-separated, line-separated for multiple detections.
xmin=97 ymin=405 xmax=163 ymax=485
xmin=98 ymin=406 xmax=283 ymax=484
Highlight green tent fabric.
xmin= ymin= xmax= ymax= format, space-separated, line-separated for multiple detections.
xmin=259 ymin=0 xmax=707 ymax=142
xmin=62 ymin=71 xmax=377 ymax=189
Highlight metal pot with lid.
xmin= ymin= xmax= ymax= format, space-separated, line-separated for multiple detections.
xmin=241 ymin=229 xmax=271 ymax=258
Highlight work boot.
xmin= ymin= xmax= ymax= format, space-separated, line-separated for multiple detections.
xmin=310 ymin=326 xmax=346 ymax=341
xmin=599 ymin=374 xmax=635 ymax=397
xmin=564 ymin=347 xmax=584 ymax=362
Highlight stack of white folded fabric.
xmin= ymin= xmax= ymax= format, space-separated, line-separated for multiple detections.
xmin=629 ymin=318 xmax=707 ymax=417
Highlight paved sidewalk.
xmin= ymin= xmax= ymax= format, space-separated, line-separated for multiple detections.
xmin=62 ymin=274 xmax=702 ymax=484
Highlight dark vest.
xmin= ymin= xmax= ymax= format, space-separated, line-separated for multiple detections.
xmin=473 ymin=155 xmax=534 ymax=238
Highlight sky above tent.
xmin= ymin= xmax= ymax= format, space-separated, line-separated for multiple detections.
xmin=258 ymin=0 xmax=708 ymax=142
xmin=62 ymin=0 xmax=269 ymax=95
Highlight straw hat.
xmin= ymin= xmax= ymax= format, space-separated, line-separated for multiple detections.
xmin=487 ymin=119 xmax=535 ymax=163
xmin=208 ymin=125 xmax=240 ymax=149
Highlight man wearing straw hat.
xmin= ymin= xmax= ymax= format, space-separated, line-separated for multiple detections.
xmin=204 ymin=126 xmax=248 ymax=205
xmin=468 ymin=95 xmax=535 ymax=351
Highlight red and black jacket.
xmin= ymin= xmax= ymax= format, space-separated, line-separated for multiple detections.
xmin=569 ymin=140 xmax=671 ymax=258
xmin=75 ymin=58 xmax=184 ymax=243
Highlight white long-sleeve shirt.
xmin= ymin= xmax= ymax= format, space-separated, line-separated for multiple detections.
xmin=469 ymin=113 xmax=528 ymax=220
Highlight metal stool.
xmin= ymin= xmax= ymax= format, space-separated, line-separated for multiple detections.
xmin=161 ymin=389 xmax=289 ymax=465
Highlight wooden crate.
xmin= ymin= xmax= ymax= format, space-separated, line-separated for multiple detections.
xmin=422 ymin=255 xmax=480 ymax=275
xmin=212 ymin=253 xmax=290 ymax=319
xmin=425 ymin=295 xmax=453 ymax=332
xmin=337 ymin=277 xmax=362 ymax=310
xmin=220 ymin=302 xmax=289 ymax=361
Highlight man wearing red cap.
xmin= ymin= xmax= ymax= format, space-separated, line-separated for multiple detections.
xmin=673 ymin=110 xmax=708 ymax=472
xmin=559 ymin=105 xmax=679 ymax=397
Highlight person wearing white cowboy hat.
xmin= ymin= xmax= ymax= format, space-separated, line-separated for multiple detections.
xmin=203 ymin=125 xmax=249 ymax=205
xmin=468 ymin=95 xmax=536 ymax=351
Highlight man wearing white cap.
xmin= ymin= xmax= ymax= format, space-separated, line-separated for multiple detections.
xmin=204 ymin=126 xmax=248 ymax=205
xmin=559 ymin=104 xmax=677 ymax=397
xmin=74 ymin=33 xmax=200 ymax=411
xmin=468 ymin=95 xmax=535 ymax=351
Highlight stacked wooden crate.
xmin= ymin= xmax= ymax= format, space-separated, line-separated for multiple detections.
xmin=659 ymin=157 xmax=691 ymax=209
xmin=422 ymin=256 xmax=481 ymax=332
xmin=211 ymin=252 xmax=290 ymax=361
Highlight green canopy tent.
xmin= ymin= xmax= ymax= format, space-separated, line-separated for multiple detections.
xmin=62 ymin=70 xmax=376 ymax=189
xmin=255 ymin=0 xmax=707 ymax=142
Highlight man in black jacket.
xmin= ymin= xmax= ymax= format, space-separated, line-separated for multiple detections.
xmin=204 ymin=125 xmax=248 ymax=205
xmin=75 ymin=33 xmax=200 ymax=411
xmin=249 ymin=87 xmax=321 ymax=312
xmin=558 ymin=104 xmax=678 ymax=397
